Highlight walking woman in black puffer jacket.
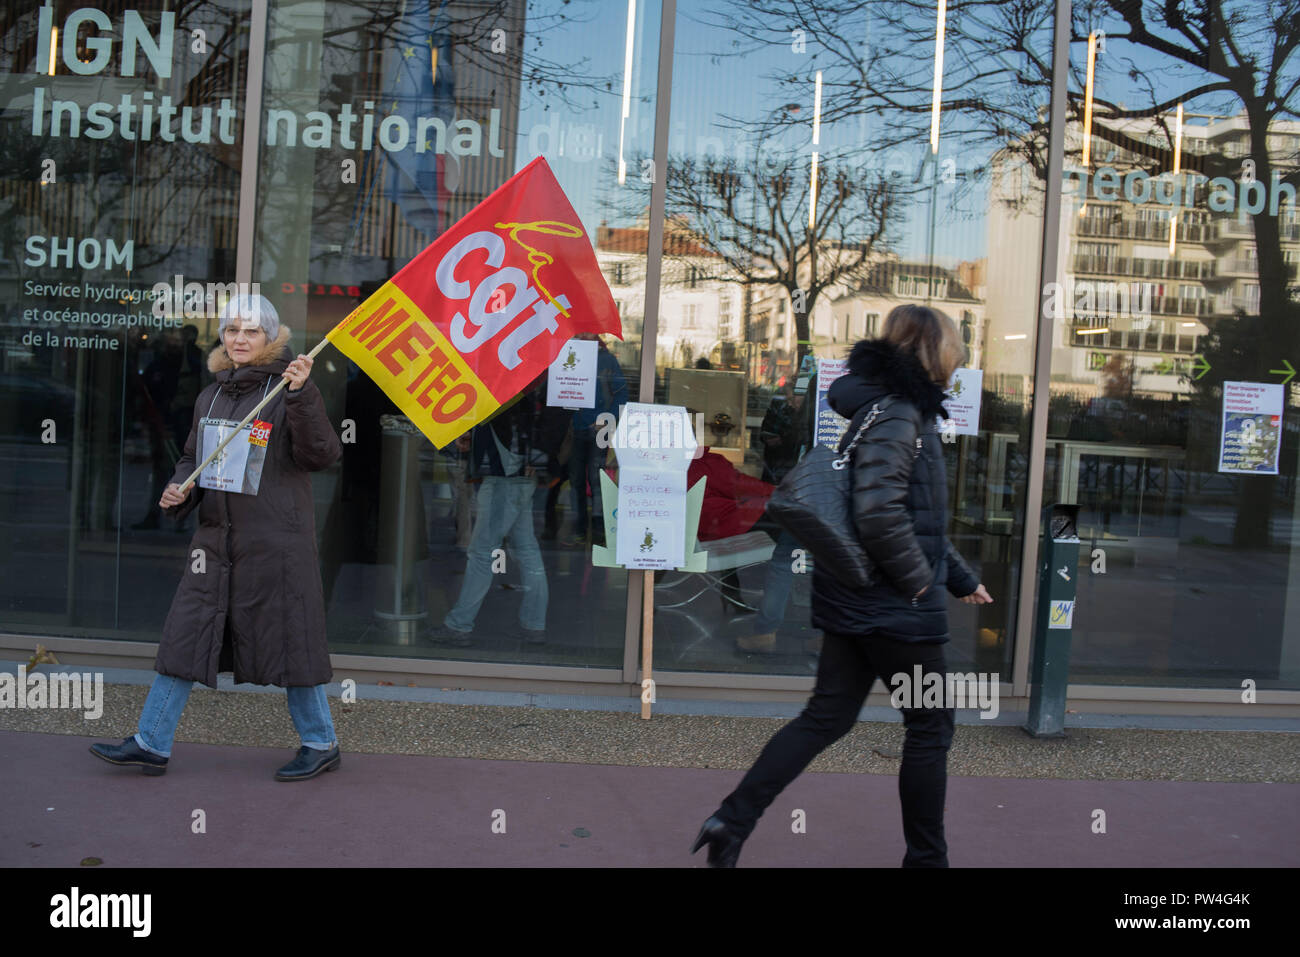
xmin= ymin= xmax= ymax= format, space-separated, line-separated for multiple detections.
xmin=692 ymin=303 xmax=993 ymax=867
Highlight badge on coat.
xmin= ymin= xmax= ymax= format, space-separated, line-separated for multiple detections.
xmin=198 ymin=417 xmax=271 ymax=494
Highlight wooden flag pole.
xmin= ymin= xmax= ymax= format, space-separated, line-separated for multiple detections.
xmin=641 ymin=568 xmax=654 ymax=719
xmin=177 ymin=337 xmax=333 ymax=492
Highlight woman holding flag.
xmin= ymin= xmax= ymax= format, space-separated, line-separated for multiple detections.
xmin=91 ymin=294 xmax=345 ymax=781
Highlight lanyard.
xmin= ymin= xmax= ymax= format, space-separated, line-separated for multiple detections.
xmin=198 ymin=375 xmax=274 ymax=497
xmin=207 ymin=374 xmax=273 ymax=419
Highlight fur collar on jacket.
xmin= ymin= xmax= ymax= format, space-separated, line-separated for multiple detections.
xmin=208 ymin=326 xmax=292 ymax=375
xmin=842 ymin=338 xmax=949 ymax=419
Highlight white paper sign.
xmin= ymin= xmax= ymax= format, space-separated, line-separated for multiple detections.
xmin=546 ymin=338 xmax=598 ymax=408
xmin=198 ymin=418 xmax=269 ymax=494
xmin=612 ymin=403 xmax=696 ymax=570
xmin=616 ymin=466 xmax=687 ymax=569
xmin=1218 ymin=381 xmax=1283 ymax=475
xmin=938 ymin=368 xmax=983 ymax=437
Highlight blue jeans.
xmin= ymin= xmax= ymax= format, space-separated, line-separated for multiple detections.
xmin=445 ymin=475 xmax=548 ymax=632
xmin=135 ymin=674 xmax=337 ymax=757
xmin=568 ymin=429 xmax=602 ymax=531
xmin=755 ymin=526 xmax=800 ymax=634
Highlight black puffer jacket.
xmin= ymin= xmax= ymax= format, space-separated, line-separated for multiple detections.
xmin=810 ymin=339 xmax=979 ymax=641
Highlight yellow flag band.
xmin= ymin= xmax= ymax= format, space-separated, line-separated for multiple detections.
xmin=327 ymin=281 xmax=498 ymax=447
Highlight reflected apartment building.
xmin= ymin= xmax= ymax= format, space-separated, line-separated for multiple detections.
xmin=1050 ymin=113 xmax=1300 ymax=402
xmin=596 ymin=216 xmax=737 ymax=382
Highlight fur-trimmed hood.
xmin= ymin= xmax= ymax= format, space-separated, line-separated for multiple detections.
xmin=208 ymin=326 xmax=292 ymax=396
xmin=828 ymin=338 xmax=949 ymax=421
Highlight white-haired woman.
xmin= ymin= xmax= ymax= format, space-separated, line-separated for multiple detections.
xmin=91 ymin=295 xmax=344 ymax=780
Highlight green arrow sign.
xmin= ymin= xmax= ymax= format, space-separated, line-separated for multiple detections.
xmin=1271 ymin=359 xmax=1295 ymax=385
xmin=1191 ymin=354 xmax=1211 ymax=380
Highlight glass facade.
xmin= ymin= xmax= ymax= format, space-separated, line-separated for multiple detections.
xmin=1 ymin=0 xmax=252 ymax=641
xmin=1 ymin=1 xmax=1296 ymax=701
xmin=647 ymin=2 xmax=1050 ymax=676
xmin=1048 ymin=2 xmax=1300 ymax=690
xmin=247 ymin=0 xmax=661 ymax=668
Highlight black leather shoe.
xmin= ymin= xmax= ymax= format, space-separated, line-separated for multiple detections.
xmin=275 ymin=745 xmax=341 ymax=782
xmin=420 ymin=625 xmax=472 ymax=648
xmin=89 ymin=737 xmax=168 ymax=776
xmin=515 ymin=626 xmax=547 ymax=645
xmin=691 ymin=814 xmax=744 ymax=867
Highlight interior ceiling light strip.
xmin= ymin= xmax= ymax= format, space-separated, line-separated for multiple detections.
xmin=618 ymin=0 xmax=636 ymax=185
xmin=930 ymin=0 xmax=947 ymax=154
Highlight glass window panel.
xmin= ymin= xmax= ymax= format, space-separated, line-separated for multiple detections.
xmin=252 ymin=0 xmax=661 ymax=668
xmin=646 ymin=0 xmax=1052 ymax=677
xmin=1056 ymin=0 xmax=1299 ymax=688
xmin=0 ymin=2 xmax=252 ymax=641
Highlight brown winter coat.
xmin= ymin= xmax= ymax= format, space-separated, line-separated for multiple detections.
xmin=157 ymin=327 xmax=342 ymax=688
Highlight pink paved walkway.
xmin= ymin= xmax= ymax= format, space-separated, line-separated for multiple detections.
xmin=2 ymin=731 xmax=1296 ymax=867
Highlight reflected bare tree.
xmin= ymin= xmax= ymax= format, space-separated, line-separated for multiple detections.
xmin=691 ymin=0 xmax=1056 ymax=207
xmin=697 ymin=0 xmax=1296 ymax=314
xmin=647 ymin=150 xmax=897 ymax=367
xmin=1076 ymin=0 xmax=1300 ymax=548
xmin=701 ymin=0 xmax=1299 ymax=546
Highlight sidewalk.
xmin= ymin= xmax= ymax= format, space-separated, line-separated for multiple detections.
xmin=2 ymin=671 xmax=1297 ymax=867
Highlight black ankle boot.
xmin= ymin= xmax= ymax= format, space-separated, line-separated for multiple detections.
xmin=690 ymin=814 xmax=744 ymax=867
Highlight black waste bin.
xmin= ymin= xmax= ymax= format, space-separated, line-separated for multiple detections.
xmin=1024 ymin=504 xmax=1080 ymax=738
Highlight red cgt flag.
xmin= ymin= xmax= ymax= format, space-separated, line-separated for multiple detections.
xmin=327 ymin=156 xmax=622 ymax=447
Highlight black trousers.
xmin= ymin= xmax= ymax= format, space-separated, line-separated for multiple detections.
xmin=715 ymin=630 xmax=955 ymax=867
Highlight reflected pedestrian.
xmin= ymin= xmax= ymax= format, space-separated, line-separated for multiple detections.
xmin=424 ymin=376 xmax=551 ymax=645
xmin=565 ymin=334 xmax=627 ymax=545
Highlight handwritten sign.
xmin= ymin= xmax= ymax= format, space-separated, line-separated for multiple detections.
xmin=612 ymin=403 xmax=697 ymax=569
xmin=938 ymin=368 xmax=982 ymax=437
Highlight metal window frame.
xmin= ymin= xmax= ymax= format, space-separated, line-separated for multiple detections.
xmin=1010 ymin=0 xmax=1072 ymax=697
xmin=235 ymin=0 xmax=269 ymax=285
